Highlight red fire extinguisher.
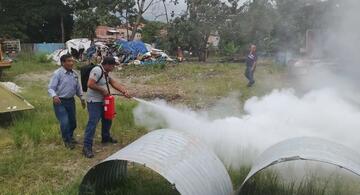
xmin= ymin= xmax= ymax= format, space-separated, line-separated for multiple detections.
xmin=103 ymin=74 xmax=116 ymax=120
xmin=104 ymin=95 xmax=116 ymax=120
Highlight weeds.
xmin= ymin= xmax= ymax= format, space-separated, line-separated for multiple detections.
xmin=1 ymin=52 xmax=54 ymax=80
xmin=0 ymin=55 xmax=359 ymax=194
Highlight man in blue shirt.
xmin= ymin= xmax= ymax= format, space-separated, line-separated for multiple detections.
xmin=48 ymin=54 xmax=86 ymax=149
xmin=245 ymin=44 xmax=257 ymax=87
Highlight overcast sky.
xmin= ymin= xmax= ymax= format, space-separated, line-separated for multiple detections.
xmin=143 ymin=0 xmax=248 ymax=22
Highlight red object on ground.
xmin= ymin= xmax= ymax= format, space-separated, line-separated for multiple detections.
xmin=104 ymin=95 xmax=116 ymax=120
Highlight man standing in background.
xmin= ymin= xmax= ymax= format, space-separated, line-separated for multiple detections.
xmin=245 ymin=44 xmax=257 ymax=87
xmin=48 ymin=54 xmax=86 ymax=149
xmin=83 ymin=56 xmax=131 ymax=158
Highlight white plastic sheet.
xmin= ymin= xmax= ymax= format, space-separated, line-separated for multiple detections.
xmin=65 ymin=38 xmax=91 ymax=52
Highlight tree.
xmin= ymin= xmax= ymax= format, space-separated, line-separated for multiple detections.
xmin=272 ymin=0 xmax=335 ymax=52
xmin=70 ymin=0 xmax=135 ymax=40
xmin=115 ymin=0 xmax=137 ymax=40
xmin=0 ymin=0 xmax=73 ymax=42
xmin=167 ymin=17 xmax=196 ymax=54
xmin=218 ymin=0 xmax=278 ymax=55
xmin=142 ymin=21 xmax=166 ymax=44
xmin=186 ymin=0 xmax=227 ymax=61
xmin=218 ymin=0 xmax=335 ymax=55
xmin=130 ymin=0 xmax=173 ymax=40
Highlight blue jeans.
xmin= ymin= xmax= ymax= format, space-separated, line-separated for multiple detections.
xmin=53 ymin=98 xmax=76 ymax=143
xmin=84 ymin=102 xmax=112 ymax=149
xmin=245 ymin=67 xmax=255 ymax=84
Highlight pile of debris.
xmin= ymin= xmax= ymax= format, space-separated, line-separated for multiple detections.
xmin=48 ymin=38 xmax=173 ymax=66
xmin=48 ymin=39 xmax=91 ymax=65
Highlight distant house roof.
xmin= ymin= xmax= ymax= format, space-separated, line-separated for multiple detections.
xmin=107 ymin=29 xmax=119 ymax=33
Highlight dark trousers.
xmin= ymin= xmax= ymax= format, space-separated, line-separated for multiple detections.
xmin=53 ymin=98 xmax=76 ymax=143
xmin=245 ymin=67 xmax=255 ymax=84
xmin=83 ymin=102 xmax=112 ymax=149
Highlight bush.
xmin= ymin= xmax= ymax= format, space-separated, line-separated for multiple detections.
xmin=223 ymin=42 xmax=239 ymax=56
xmin=36 ymin=53 xmax=52 ymax=64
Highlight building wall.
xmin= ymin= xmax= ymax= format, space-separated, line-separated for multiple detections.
xmin=95 ymin=26 xmax=108 ymax=37
xmin=95 ymin=26 xmax=142 ymax=41
xmin=208 ymin=35 xmax=220 ymax=48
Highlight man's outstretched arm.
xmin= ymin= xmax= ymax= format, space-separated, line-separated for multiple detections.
xmin=109 ymin=78 xmax=131 ymax=98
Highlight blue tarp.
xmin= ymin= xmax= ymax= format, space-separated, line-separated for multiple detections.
xmin=34 ymin=43 xmax=65 ymax=54
xmin=115 ymin=40 xmax=148 ymax=61
xmin=86 ymin=45 xmax=97 ymax=59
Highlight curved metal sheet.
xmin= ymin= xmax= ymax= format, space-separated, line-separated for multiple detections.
xmin=0 ymin=84 xmax=34 ymax=113
xmin=239 ymin=137 xmax=360 ymax=191
xmin=80 ymin=129 xmax=233 ymax=195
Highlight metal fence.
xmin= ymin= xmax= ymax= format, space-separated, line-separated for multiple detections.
xmin=20 ymin=43 xmax=65 ymax=54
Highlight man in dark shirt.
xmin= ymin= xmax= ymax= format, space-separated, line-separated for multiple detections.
xmin=245 ymin=44 xmax=257 ymax=87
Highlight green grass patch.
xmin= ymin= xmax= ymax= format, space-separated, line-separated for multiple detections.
xmin=1 ymin=52 xmax=54 ymax=80
xmin=0 ymin=55 xmax=359 ymax=194
xmin=82 ymin=165 xmax=180 ymax=195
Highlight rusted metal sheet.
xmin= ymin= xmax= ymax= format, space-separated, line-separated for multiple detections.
xmin=0 ymin=62 xmax=11 ymax=69
xmin=238 ymin=137 xmax=360 ymax=192
xmin=0 ymin=84 xmax=33 ymax=113
xmin=80 ymin=129 xmax=233 ymax=195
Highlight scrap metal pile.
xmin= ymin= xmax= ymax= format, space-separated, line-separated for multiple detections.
xmin=49 ymin=38 xmax=173 ymax=65
xmin=0 ymin=41 xmax=14 ymax=76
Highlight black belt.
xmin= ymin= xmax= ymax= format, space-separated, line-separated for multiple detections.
xmin=59 ymin=97 xmax=74 ymax=100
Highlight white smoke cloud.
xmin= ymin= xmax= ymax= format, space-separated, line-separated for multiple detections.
xmin=133 ymin=0 xmax=360 ymax=173
xmin=134 ymin=88 xmax=360 ymax=169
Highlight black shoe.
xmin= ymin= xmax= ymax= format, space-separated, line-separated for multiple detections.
xmin=101 ymin=137 xmax=118 ymax=144
xmin=82 ymin=147 xmax=94 ymax=158
xmin=71 ymin=137 xmax=79 ymax=144
xmin=247 ymin=81 xmax=255 ymax=87
xmin=64 ymin=142 xmax=75 ymax=150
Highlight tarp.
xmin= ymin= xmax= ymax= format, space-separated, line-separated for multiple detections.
xmin=86 ymin=42 xmax=108 ymax=59
xmin=0 ymin=84 xmax=34 ymax=113
xmin=115 ymin=40 xmax=149 ymax=60
xmin=66 ymin=38 xmax=91 ymax=53
xmin=47 ymin=49 xmax=68 ymax=65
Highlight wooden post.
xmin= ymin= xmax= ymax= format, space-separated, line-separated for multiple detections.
xmin=61 ymin=15 xmax=65 ymax=43
xmin=0 ymin=44 xmax=3 ymax=61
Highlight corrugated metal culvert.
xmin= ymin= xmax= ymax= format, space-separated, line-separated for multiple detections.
xmin=237 ymin=137 xmax=360 ymax=193
xmin=80 ymin=130 xmax=360 ymax=194
xmin=80 ymin=129 xmax=233 ymax=195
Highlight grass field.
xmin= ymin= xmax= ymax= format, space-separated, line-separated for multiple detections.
xmin=0 ymin=54 xmax=359 ymax=194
